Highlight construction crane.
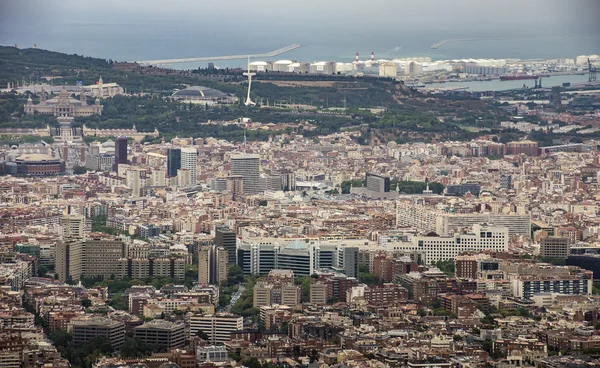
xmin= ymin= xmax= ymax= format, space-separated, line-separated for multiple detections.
xmin=589 ymin=58 xmax=597 ymax=82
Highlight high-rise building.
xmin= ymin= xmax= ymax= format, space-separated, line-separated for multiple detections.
xmin=396 ymin=200 xmax=531 ymax=236
xmin=230 ymin=153 xmax=260 ymax=194
xmin=198 ymin=246 xmax=228 ymax=285
xmin=60 ymin=213 xmax=85 ymax=240
xmin=55 ymin=238 xmax=127 ymax=282
xmin=167 ymin=148 xmax=181 ymax=177
xmin=126 ymin=168 xmax=146 ymax=197
xmin=150 ymin=170 xmax=166 ymax=187
xmin=114 ymin=136 xmax=128 ymax=172
xmin=215 ymin=226 xmax=237 ymax=265
xmin=279 ymin=171 xmax=296 ymax=191
xmin=261 ymin=174 xmax=282 ymax=192
xmin=365 ymin=172 xmax=391 ymax=193
xmin=82 ymin=239 xmax=127 ymax=279
xmin=180 ymin=147 xmax=197 ymax=186
xmin=55 ymin=240 xmax=83 ymax=282
xmin=413 ymin=224 xmax=509 ymax=264
xmin=86 ymin=153 xmax=114 ymax=172
xmin=339 ymin=247 xmax=359 ymax=279
xmin=226 ymin=175 xmax=244 ymax=198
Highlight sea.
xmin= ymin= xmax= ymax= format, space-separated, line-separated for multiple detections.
xmin=1 ymin=4 xmax=599 ymax=92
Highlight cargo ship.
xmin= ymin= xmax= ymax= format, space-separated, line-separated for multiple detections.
xmin=500 ymin=75 xmax=539 ymax=81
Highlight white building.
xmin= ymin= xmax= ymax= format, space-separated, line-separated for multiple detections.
xmin=82 ymin=77 xmax=124 ymax=98
xmin=188 ymin=314 xmax=243 ymax=344
xmin=379 ymin=62 xmax=397 ymax=77
xmin=249 ymin=61 xmax=271 ymax=72
xmin=412 ymin=224 xmax=508 ymax=264
xmin=273 ymin=60 xmax=294 ymax=72
xmin=180 ymin=147 xmax=197 ymax=186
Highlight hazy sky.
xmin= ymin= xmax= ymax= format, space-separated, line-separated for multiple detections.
xmin=2 ymin=0 xmax=599 ymax=34
xmin=0 ymin=0 xmax=598 ymax=62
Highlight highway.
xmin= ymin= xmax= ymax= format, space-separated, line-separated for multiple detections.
xmin=136 ymin=44 xmax=302 ymax=65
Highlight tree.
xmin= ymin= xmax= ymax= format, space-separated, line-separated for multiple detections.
xmin=73 ymin=165 xmax=87 ymax=174
xmin=120 ymin=336 xmax=154 ymax=358
xmin=280 ymin=321 xmax=289 ymax=334
xmin=227 ymin=265 xmax=244 ymax=286
xmin=81 ymin=298 xmax=92 ymax=308
xmin=37 ymin=265 xmax=49 ymax=277
xmin=436 ymin=259 xmax=455 ymax=276
xmin=295 ymin=277 xmax=311 ymax=302
xmin=196 ymin=329 xmax=209 ymax=341
xmin=359 ymin=270 xmax=377 ymax=286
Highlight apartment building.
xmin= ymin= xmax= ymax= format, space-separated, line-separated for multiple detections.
xmin=70 ymin=317 xmax=125 ymax=348
xmin=540 ymin=237 xmax=571 ymax=258
xmin=118 ymin=257 xmax=185 ymax=280
xmin=253 ymin=282 xmax=301 ymax=308
xmin=198 ymin=245 xmax=228 ymax=285
xmin=509 ymin=273 xmax=593 ymax=300
xmin=237 ymin=240 xmax=359 ymax=277
xmin=133 ymin=320 xmax=185 ymax=350
xmin=55 ymin=238 xmax=127 ymax=282
xmin=413 ymin=224 xmax=508 ymax=264
xmin=188 ymin=314 xmax=243 ymax=344
xmin=396 ymin=200 xmax=531 ymax=236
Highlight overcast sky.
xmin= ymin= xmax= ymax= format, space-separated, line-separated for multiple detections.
xmin=1 ymin=0 xmax=599 ymax=35
xmin=0 ymin=0 xmax=598 ymax=62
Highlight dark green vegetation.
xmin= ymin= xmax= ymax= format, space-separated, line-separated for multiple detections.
xmin=435 ymin=260 xmax=455 ymax=277
xmin=358 ymin=265 xmax=378 ymax=285
xmin=230 ymin=276 xmax=260 ymax=318
xmin=0 ymin=46 xmax=590 ymax=146
xmin=219 ymin=266 xmax=244 ymax=307
xmin=49 ymin=331 xmax=113 ymax=368
xmin=48 ymin=332 xmax=160 ymax=368
xmin=79 ymin=274 xmax=196 ymax=310
xmin=91 ymin=215 xmax=137 ymax=239
xmin=295 ymin=276 xmax=311 ymax=302
xmin=0 ymin=134 xmax=53 ymax=145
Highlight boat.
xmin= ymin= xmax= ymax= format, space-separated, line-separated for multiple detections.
xmin=500 ymin=75 xmax=539 ymax=81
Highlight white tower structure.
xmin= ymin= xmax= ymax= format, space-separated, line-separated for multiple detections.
xmin=243 ymin=57 xmax=256 ymax=106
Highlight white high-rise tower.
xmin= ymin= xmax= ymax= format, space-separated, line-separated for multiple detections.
xmin=243 ymin=57 xmax=256 ymax=106
xmin=180 ymin=147 xmax=198 ymax=186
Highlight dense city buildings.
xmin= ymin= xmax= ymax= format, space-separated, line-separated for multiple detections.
xmin=1 ymin=11 xmax=600 ymax=367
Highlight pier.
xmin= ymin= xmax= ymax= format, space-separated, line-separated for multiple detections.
xmin=136 ymin=44 xmax=302 ymax=65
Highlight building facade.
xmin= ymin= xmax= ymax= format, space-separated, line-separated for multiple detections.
xmin=188 ymin=314 xmax=243 ymax=344
xmin=230 ymin=154 xmax=260 ymax=194
xmin=180 ymin=147 xmax=197 ymax=186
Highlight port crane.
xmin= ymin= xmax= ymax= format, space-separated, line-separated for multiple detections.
xmin=589 ymin=58 xmax=597 ymax=82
